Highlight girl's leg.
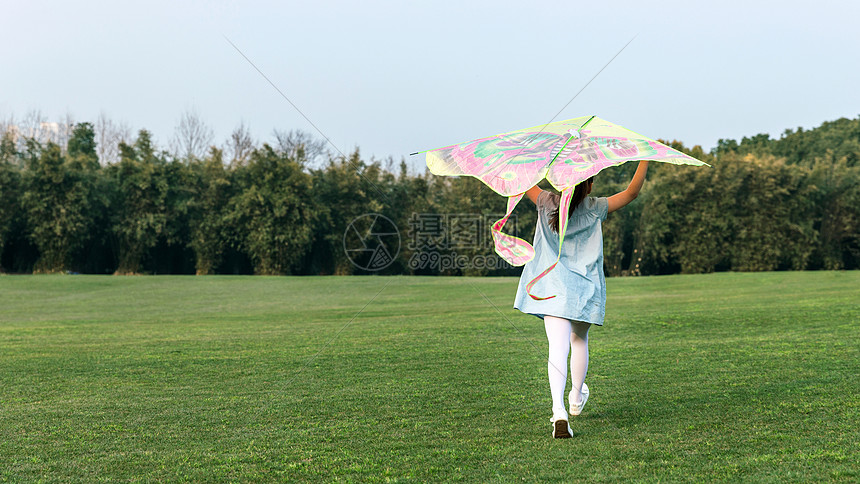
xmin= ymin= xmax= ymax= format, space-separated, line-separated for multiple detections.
xmin=569 ymin=321 xmax=591 ymax=405
xmin=544 ymin=315 xmax=572 ymax=419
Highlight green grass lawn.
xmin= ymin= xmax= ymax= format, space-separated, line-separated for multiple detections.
xmin=1 ymin=272 xmax=858 ymax=482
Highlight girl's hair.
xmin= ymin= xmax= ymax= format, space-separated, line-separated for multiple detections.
xmin=549 ymin=177 xmax=594 ymax=233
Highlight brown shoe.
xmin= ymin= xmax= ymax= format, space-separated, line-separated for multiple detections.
xmin=552 ymin=418 xmax=572 ymax=438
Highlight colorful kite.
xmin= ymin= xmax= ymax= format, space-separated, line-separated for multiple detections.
xmin=422 ymin=115 xmax=708 ymax=299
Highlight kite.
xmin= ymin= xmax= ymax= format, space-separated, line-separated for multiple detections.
xmin=421 ymin=115 xmax=708 ymax=299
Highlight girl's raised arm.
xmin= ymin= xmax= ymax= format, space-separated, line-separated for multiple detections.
xmin=607 ymin=160 xmax=649 ymax=213
xmin=525 ymin=184 xmax=543 ymax=203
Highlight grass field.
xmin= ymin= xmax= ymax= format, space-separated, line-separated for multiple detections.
xmin=1 ymin=272 xmax=858 ymax=482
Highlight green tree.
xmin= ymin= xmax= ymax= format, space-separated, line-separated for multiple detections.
xmin=807 ymin=153 xmax=860 ymax=269
xmin=390 ymin=166 xmax=447 ymax=276
xmin=718 ymin=116 xmax=860 ymax=167
xmin=110 ymin=130 xmax=169 ymax=274
xmin=67 ymin=122 xmax=98 ymax=166
xmin=639 ymin=153 xmax=818 ymax=274
xmin=230 ymin=145 xmax=315 ymax=275
xmin=155 ymin=155 xmax=196 ymax=274
xmin=188 ymin=148 xmax=233 ymax=274
xmin=386 ymin=160 xmax=437 ymax=276
xmin=726 ymin=154 xmax=817 ymax=271
xmin=0 ymin=132 xmax=22 ymax=270
xmin=21 ymin=131 xmax=99 ymax=273
xmin=639 ymin=162 xmax=731 ymax=274
xmin=305 ymin=151 xmax=383 ymax=275
xmin=67 ymin=123 xmax=114 ymax=273
xmin=438 ymin=176 xmax=510 ymax=276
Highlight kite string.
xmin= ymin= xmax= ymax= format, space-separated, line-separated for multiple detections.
xmin=532 ymin=35 xmax=638 ymax=140
xmin=223 ymin=35 xmax=391 ymax=204
xmin=411 ymin=34 xmax=637 ymax=160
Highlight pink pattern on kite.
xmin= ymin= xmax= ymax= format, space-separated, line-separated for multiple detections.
xmin=490 ymin=193 xmax=534 ymax=265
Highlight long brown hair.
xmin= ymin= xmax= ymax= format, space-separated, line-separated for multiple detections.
xmin=549 ymin=177 xmax=594 ymax=233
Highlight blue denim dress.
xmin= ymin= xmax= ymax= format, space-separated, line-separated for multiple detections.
xmin=513 ymin=190 xmax=609 ymax=325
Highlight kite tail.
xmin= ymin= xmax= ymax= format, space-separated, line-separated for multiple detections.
xmin=491 ymin=193 xmax=535 ymax=266
xmin=526 ymin=187 xmax=574 ymax=300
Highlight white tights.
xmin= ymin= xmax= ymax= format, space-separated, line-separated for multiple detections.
xmin=544 ymin=315 xmax=590 ymax=419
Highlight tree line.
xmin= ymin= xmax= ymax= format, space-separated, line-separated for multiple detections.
xmin=0 ymin=116 xmax=858 ymax=276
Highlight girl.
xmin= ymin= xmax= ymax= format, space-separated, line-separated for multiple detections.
xmin=514 ymin=160 xmax=650 ymax=439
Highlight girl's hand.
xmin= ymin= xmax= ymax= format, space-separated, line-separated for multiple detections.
xmin=607 ymin=160 xmax=649 ymax=213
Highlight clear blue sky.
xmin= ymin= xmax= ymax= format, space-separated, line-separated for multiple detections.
xmin=2 ymin=0 xmax=858 ymax=171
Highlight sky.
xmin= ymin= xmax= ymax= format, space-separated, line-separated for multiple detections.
xmin=2 ymin=0 xmax=859 ymax=172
